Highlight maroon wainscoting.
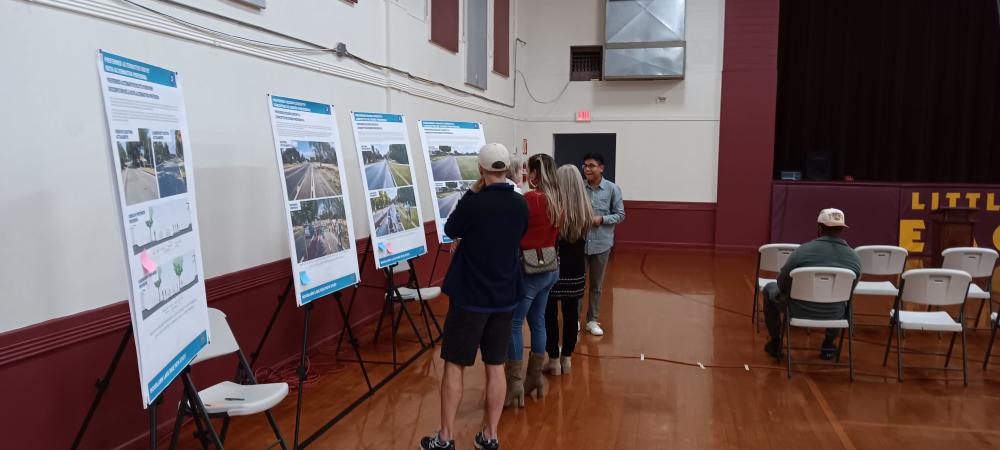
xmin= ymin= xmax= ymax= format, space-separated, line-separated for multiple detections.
xmin=770 ymin=181 xmax=901 ymax=247
xmin=714 ymin=0 xmax=781 ymax=252
xmin=616 ymin=201 xmax=717 ymax=250
xmin=0 ymin=222 xmax=450 ymax=450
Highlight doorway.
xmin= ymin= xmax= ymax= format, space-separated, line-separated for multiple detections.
xmin=553 ymin=133 xmax=616 ymax=181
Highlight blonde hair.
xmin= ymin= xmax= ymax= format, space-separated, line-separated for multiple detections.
xmin=527 ymin=154 xmax=561 ymax=226
xmin=556 ymin=165 xmax=593 ymax=243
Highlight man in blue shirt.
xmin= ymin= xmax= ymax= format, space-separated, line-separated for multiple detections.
xmin=581 ymin=153 xmax=625 ymax=336
xmin=421 ymin=143 xmax=528 ymax=450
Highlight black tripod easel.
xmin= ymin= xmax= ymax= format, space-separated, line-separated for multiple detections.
xmin=71 ymin=326 xmax=178 ymax=450
xmin=334 ymin=239 xmax=443 ymax=366
xmin=246 ymin=276 xmax=374 ymax=450
xmin=425 ymin=240 xmax=454 ymax=288
xmin=247 ymin=280 xmax=372 ymax=391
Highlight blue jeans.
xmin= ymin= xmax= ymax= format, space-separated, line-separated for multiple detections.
xmin=508 ymin=269 xmax=559 ymax=360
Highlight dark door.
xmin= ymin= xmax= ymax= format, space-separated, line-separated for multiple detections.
xmin=553 ymin=133 xmax=616 ymax=181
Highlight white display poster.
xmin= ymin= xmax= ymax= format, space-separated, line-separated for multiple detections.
xmin=417 ymin=120 xmax=487 ymax=243
xmin=97 ymin=51 xmax=210 ymax=407
xmin=267 ymin=96 xmax=361 ymax=305
xmin=349 ymin=112 xmax=428 ymax=268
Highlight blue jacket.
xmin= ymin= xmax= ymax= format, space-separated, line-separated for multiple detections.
xmin=443 ymin=183 xmax=529 ymax=313
xmin=585 ymin=177 xmax=625 ymax=255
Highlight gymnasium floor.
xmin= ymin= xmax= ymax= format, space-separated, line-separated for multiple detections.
xmin=170 ymin=249 xmax=1000 ymax=449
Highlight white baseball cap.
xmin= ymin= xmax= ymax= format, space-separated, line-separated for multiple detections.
xmin=817 ymin=208 xmax=848 ymax=228
xmin=478 ymin=143 xmax=510 ymax=172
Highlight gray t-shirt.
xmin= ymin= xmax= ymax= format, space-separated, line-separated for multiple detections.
xmin=777 ymin=236 xmax=861 ymax=319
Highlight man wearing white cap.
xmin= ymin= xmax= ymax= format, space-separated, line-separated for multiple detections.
xmin=422 ymin=143 xmax=528 ymax=450
xmin=762 ymin=208 xmax=862 ymax=360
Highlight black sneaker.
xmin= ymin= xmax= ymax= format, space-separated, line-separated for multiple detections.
xmin=420 ymin=432 xmax=455 ymax=450
xmin=819 ymin=343 xmax=838 ymax=361
xmin=764 ymin=339 xmax=783 ymax=359
xmin=474 ymin=431 xmax=500 ymax=450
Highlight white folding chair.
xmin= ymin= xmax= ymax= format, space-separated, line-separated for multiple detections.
xmin=383 ymin=259 xmax=443 ymax=343
xmin=854 ymin=246 xmax=907 ymax=296
xmin=852 ymin=246 xmax=908 ymax=325
xmin=394 ymin=260 xmax=442 ymax=300
xmin=882 ymin=269 xmax=972 ymax=385
xmin=169 ymin=308 xmax=289 ymax=450
xmin=942 ymin=247 xmax=998 ymax=328
xmin=753 ymin=243 xmax=800 ymax=332
xmin=784 ymin=267 xmax=857 ymax=380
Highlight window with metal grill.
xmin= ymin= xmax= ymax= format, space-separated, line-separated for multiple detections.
xmin=570 ymin=46 xmax=603 ymax=81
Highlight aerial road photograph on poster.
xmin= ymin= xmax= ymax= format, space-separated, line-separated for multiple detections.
xmin=429 ymin=145 xmax=480 ymax=181
xmin=282 ymin=140 xmax=342 ymax=200
xmin=117 ymin=131 xmax=158 ymax=205
xmin=362 ymin=143 xmax=413 ymax=189
xmin=152 ymin=129 xmax=187 ymax=197
xmin=370 ymin=186 xmax=420 ymax=237
xmin=291 ymin=197 xmax=351 ymax=262
xmin=436 ymin=180 xmax=475 ymax=218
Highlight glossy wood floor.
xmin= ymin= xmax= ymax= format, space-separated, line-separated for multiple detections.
xmin=168 ymin=249 xmax=1000 ymax=449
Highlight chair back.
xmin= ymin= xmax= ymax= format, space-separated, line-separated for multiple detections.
xmin=899 ymin=269 xmax=972 ymax=307
xmin=789 ymin=267 xmax=856 ymax=304
xmin=855 ymin=245 xmax=908 ymax=276
xmin=942 ymin=247 xmax=998 ymax=279
xmin=758 ymin=244 xmax=800 ymax=273
xmin=192 ymin=308 xmax=240 ymax=365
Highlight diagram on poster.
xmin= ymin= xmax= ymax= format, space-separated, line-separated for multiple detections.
xmin=350 ymin=112 xmax=427 ymax=268
xmin=417 ymin=120 xmax=487 ymax=243
xmin=97 ymin=51 xmax=209 ymax=407
xmin=268 ymin=96 xmax=361 ymax=305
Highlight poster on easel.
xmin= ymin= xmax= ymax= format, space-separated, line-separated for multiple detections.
xmin=417 ymin=120 xmax=487 ymax=243
xmin=349 ymin=112 xmax=427 ymax=268
xmin=267 ymin=95 xmax=361 ymax=305
xmin=97 ymin=50 xmax=210 ymax=407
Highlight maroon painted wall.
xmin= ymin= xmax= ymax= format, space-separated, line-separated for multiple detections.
xmin=616 ymin=201 xmax=716 ymax=250
xmin=714 ymin=0 xmax=782 ymax=252
xmin=0 ymin=223 xmax=451 ymax=450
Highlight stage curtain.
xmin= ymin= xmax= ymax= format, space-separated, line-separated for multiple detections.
xmin=774 ymin=0 xmax=1000 ymax=183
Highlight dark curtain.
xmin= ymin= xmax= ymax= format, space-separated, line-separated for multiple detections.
xmin=774 ymin=0 xmax=1000 ymax=183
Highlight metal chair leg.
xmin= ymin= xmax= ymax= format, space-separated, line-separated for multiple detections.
xmin=897 ymin=321 xmax=904 ymax=382
xmin=264 ymin=410 xmax=289 ymax=450
xmin=848 ymin=323 xmax=855 ymax=381
xmin=786 ymin=320 xmax=793 ymax=379
xmin=752 ymin=285 xmax=760 ymax=332
xmin=944 ymin=333 xmax=957 ymax=368
xmin=836 ymin=329 xmax=846 ymax=364
xmin=883 ymin=322 xmax=895 ymax=367
xmin=984 ymin=319 xmax=999 ymax=370
xmin=962 ymin=326 xmax=969 ymax=386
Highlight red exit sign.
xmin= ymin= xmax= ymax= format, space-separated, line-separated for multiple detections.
xmin=575 ymin=110 xmax=591 ymax=122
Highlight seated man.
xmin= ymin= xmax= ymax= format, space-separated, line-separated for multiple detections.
xmin=763 ymin=208 xmax=861 ymax=360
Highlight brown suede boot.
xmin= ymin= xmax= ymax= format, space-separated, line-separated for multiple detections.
xmin=504 ymin=359 xmax=525 ymax=408
xmin=523 ymin=352 xmax=547 ymax=399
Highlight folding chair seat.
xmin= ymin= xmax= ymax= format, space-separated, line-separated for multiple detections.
xmin=942 ymin=247 xmax=997 ymax=328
